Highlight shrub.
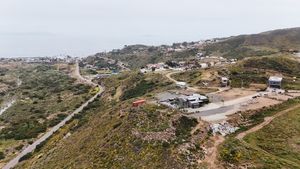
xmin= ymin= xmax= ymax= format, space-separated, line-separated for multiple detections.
xmin=0 ymin=120 xmax=47 ymax=140
xmin=19 ymin=152 xmax=33 ymax=162
xmin=0 ymin=152 xmax=5 ymax=160
xmin=121 ymin=80 xmax=156 ymax=100
xmin=220 ymin=138 xmax=246 ymax=163
xmin=174 ymin=116 xmax=198 ymax=141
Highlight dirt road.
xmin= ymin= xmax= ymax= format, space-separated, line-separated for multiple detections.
xmin=73 ymin=60 xmax=98 ymax=87
xmin=236 ymin=104 xmax=300 ymax=140
xmin=201 ymin=135 xmax=225 ymax=169
xmin=165 ymin=71 xmax=199 ymax=91
xmin=234 ymin=104 xmax=300 ymax=168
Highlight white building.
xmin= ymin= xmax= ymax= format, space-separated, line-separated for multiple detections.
xmin=176 ymin=82 xmax=187 ymax=88
xmin=177 ymin=94 xmax=209 ymax=109
xmin=200 ymin=63 xmax=208 ymax=69
xmin=269 ymin=76 xmax=283 ymax=89
xmin=221 ymin=77 xmax=229 ymax=87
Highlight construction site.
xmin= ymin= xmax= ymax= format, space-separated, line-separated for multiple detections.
xmin=151 ymin=68 xmax=300 ymax=131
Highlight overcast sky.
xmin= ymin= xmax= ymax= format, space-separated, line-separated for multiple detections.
xmin=0 ymin=0 xmax=299 ymax=57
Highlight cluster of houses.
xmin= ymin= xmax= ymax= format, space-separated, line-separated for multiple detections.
xmin=140 ymin=63 xmax=168 ymax=73
xmin=159 ymin=92 xmax=209 ymax=109
xmin=0 ymin=56 xmax=76 ymax=64
xmin=140 ymin=55 xmax=237 ymax=74
xmin=175 ymin=94 xmax=209 ymax=109
xmin=165 ymin=41 xmax=204 ymax=52
xmin=197 ymin=55 xmax=237 ymax=65
xmin=220 ymin=76 xmax=282 ymax=89
xmin=81 ymin=56 xmax=130 ymax=76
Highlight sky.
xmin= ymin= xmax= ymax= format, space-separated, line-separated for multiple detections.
xmin=0 ymin=0 xmax=299 ymax=57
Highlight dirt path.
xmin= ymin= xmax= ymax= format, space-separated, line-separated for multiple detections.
xmin=165 ymin=71 xmax=199 ymax=91
xmin=233 ymin=103 xmax=300 ymax=167
xmin=72 ymin=61 xmax=97 ymax=87
xmin=201 ymin=135 xmax=225 ymax=169
xmin=236 ymin=104 xmax=300 ymax=140
xmin=165 ymin=71 xmax=227 ymax=94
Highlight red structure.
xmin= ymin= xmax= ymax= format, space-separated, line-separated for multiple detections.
xmin=132 ymin=99 xmax=146 ymax=107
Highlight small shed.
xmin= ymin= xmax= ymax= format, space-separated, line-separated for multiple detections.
xmin=176 ymin=82 xmax=187 ymax=89
xmin=268 ymin=76 xmax=283 ymax=89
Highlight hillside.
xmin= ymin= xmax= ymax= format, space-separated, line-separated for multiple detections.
xmin=15 ymin=72 xmax=211 ymax=169
xmin=204 ymin=27 xmax=300 ymax=59
xmin=0 ymin=64 xmax=92 ymax=167
xmin=220 ymin=98 xmax=300 ymax=168
xmin=6 ymin=27 xmax=300 ymax=169
xmin=83 ymin=28 xmax=300 ymax=69
xmin=83 ymin=41 xmax=204 ymax=69
xmin=228 ymin=55 xmax=300 ymax=89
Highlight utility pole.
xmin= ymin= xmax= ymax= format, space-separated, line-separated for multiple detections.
xmin=241 ymin=79 xmax=244 ymax=89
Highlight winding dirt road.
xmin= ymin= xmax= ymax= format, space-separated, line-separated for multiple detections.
xmin=165 ymin=71 xmax=199 ymax=91
xmin=3 ymin=61 xmax=104 ymax=169
xmin=234 ymin=103 xmax=300 ymax=168
xmin=236 ymin=104 xmax=300 ymax=140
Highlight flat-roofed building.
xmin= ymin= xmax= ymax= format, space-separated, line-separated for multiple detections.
xmin=268 ymin=76 xmax=283 ymax=89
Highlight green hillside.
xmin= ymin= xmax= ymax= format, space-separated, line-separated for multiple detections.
xmin=84 ymin=28 xmax=300 ymax=68
xmin=228 ymin=55 xmax=300 ymax=89
xmin=101 ymin=46 xmax=198 ymax=69
xmin=16 ymin=72 xmax=210 ymax=169
xmin=220 ymin=98 xmax=300 ymax=168
xmin=204 ymin=27 xmax=300 ymax=59
xmin=9 ymin=27 xmax=300 ymax=169
xmin=0 ymin=64 xmax=92 ymax=165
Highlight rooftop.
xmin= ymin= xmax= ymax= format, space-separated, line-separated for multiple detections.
xmin=221 ymin=77 xmax=229 ymax=81
xmin=269 ymin=76 xmax=283 ymax=82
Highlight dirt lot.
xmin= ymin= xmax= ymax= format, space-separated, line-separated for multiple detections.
xmin=266 ymin=93 xmax=293 ymax=101
xmin=287 ymin=92 xmax=300 ymax=97
xmin=240 ymin=97 xmax=281 ymax=111
xmin=216 ymin=88 xmax=257 ymax=101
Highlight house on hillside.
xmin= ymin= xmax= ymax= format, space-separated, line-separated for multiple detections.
xmin=220 ymin=77 xmax=229 ymax=87
xmin=176 ymin=94 xmax=209 ymax=109
xmin=200 ymin=63 xmax=208 ymax=69
xmin=268 ymin=76 xmax=283 ymax=89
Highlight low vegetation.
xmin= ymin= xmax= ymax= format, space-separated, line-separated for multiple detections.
xmin=16 ymin=71 xmax=208 ymax=169
xmin=0 ymin=64 xmax=92 ymax=163
xmin=229 ymin=55 xmax=300 ymax=89
xmin=89 ymin=45 xmax=199 ymax=69
xmin=220 ymin=100 xmax=300 ymax=168
xmin=204 ymin=27 xmax=300 ymax=59
xmin=171 ymin=70 xmax=202 ymax=85
xmin=173 ymin=116 xmax=198 ymax=142
xmin=5 ymin=28 xmax=300 ymax=169
xmin=102 ymin=71 xmax=174 ymax=101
